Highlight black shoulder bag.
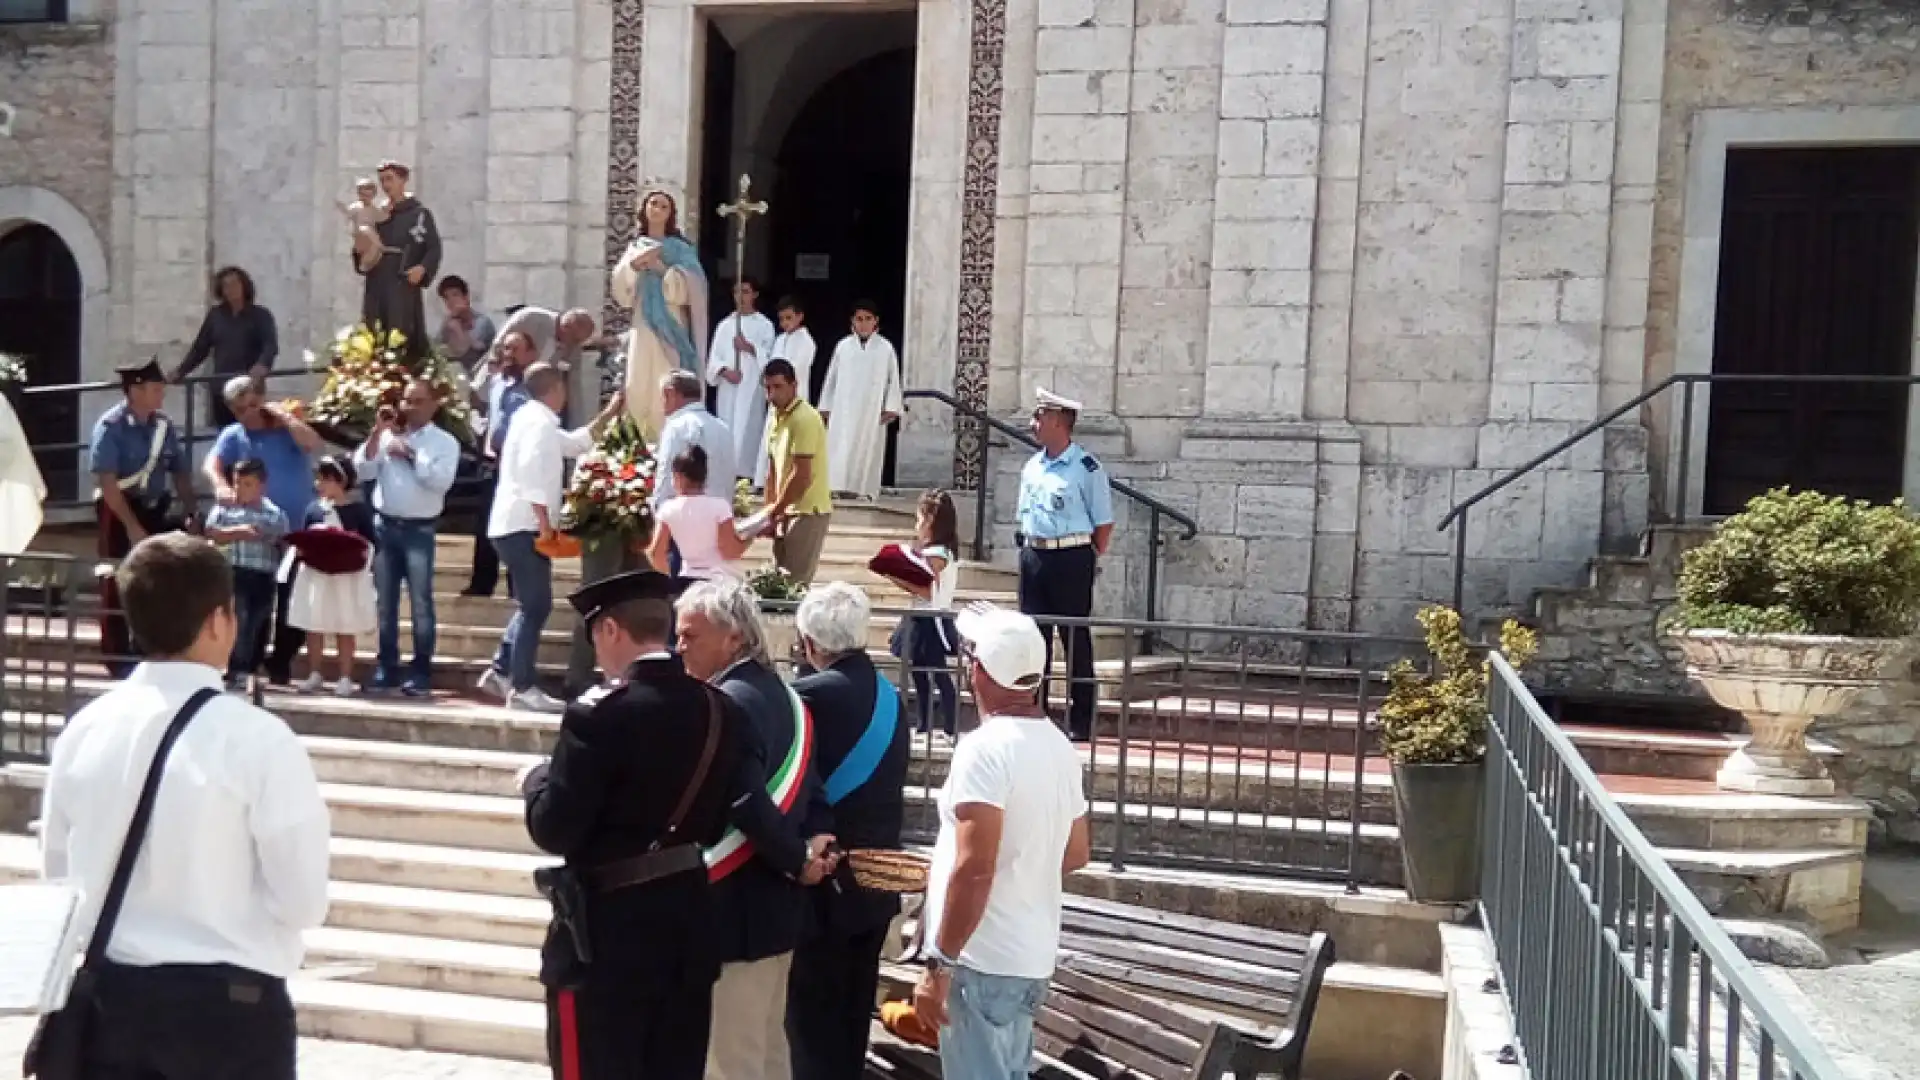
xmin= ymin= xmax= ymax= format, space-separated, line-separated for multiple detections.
xmin=23 ymin=687 xmax=221 ymax=1080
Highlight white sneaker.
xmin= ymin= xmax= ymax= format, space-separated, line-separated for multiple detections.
xmin=477 ymin=668 xmax=510 ymax=701
xmin=332 ymin=677 xmax=360 ymax=698
xmin=509 ymin=688 xmax=567 ymax=714
xmin=297 ymin=672 xmax=327 ymax=694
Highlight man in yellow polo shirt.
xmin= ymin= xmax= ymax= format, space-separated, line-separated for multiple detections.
xmin=762 ymin=358 xmax=834 ymax=583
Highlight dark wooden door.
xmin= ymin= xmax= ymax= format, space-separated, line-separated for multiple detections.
xmin=0 ymin=224 xmax=82 ymax=504
xmin=1703 ymin=147 xmax=1920 ymax=515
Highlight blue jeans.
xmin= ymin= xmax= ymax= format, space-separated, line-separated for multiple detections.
xmin=227 ymin=568 xmax=277 ymax=679
xmin=490 ymin=531 xmax=552 ymax=692
xmin=374 ymin=515 xmax=438 ymax=689
xmin=939 ymin=967 xmax=1048 ymax=1080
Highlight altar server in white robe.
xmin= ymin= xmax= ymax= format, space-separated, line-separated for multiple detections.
xmin=706 ymin=278 xmax=778 ymax=486
xmin=772 ymin=294 xmax=818 ymax=403
xmin=819 ymin=299 xmax=903 ymax=499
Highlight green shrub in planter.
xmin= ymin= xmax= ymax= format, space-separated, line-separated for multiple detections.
xmin=1669 ymin=488 xmax=1920 ymax=638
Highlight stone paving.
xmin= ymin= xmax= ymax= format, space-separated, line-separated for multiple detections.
xmin=0 ymin=1016 xmax=547 ymax=1079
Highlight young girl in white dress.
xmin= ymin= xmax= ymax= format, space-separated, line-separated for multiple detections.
xmin=292 ymin=455 xmax=378 ymax=696
xmin=884 ymin=489 xmax=961 ymax=736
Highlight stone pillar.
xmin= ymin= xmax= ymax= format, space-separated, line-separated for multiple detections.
xmin=482 ymin=0 xmax=578 ymax=311
xmin=419 ymin=0 xmax=491 ymax=316
xmin=333 ymin=0 xmax=423 ymax=323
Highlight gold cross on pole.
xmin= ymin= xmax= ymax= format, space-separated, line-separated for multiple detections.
xmin=717 ymin=174 xmax=768 ymax=312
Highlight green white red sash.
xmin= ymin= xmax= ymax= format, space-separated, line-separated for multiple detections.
xmin=705 ymin=683 xmax=813 ymax=882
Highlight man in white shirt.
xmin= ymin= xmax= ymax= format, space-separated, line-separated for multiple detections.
xmin=771 ymin=295 xmax=817 ymax=404
xmin=483 ymin=362 xmax=626 ymax=712
xmin=913 ymin=604 xmax=1091 ymax=1079
xmin=354 ymin=376 xmax=460 ymax=695
xmin=40 ymin=532 xmax=331 ymax=1080
xmin=707 ymin=279 xmax=777 ymax=486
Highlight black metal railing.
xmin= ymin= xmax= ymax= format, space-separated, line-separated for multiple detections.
xmin=20 ymin=368 xmax=316 ymax=510
xmin=901 ymin=388 xmax=1200 ymax=628
xmin=1482 ymin=652 xmax=1844 ymax=1080
xmin=1438 ymin=372 xmax=1920 ymax=611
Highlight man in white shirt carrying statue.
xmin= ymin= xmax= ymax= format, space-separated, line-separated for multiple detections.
xmin=912 ymin=603 xmax=1092 ymax=1079
xmin=707 ymin=277 xmax=777 ymax=487
xmin=37 ymin=532 xmax=332 ymax=1080
xmin=819 ymin=299 xmax=902 ymax=500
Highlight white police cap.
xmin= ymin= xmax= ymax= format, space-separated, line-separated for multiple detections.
xmin=1034 ymin=387 xmax=1082 ymax=413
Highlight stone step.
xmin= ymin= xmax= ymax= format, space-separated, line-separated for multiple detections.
xmin=326 ymin=879 xmax=551 ymax=948
xmin=1563 ymin=724 xmax=1840 ymax=785
xmin=432 ymin=551 xmax=1019 ymax=600
xmin=325 ymin=835 xmax=551 ymax=898
xmin=1616 ymin=791 xmax=1872 ymax=853
xmin=1662 ymin=846 xmax=1864 ymax=935
xmin=323 ymin=782 xmax=539 ymax=855
xmin=1585 ymin=555 xmax=1657 ymax=604
xmin=303 ymin=926 xmax=542 ymax=1002
xmin=290 ymin=977 xmax=544 ymax=1062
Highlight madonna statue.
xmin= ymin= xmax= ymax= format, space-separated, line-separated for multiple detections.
xmin=609 ymin=180 xmax=709 ymax=437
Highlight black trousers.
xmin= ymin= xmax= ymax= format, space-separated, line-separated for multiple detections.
xmin=545 ymin=979 xmax=712 ymax=1080
xmin=79 ymin=962 xmax=295 ymax=1080
xmin=786 ymin=923 xmax=890 ymax=1080
xmin=468 ymin=467 xmax=504 ymax=596
xmin=1018 ymin=543 xmax=1097 ymax=740
xmin=260 ymin=572 xmax=306 ymax=684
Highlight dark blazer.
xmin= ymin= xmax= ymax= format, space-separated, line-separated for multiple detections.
xmin=522 ymin=655 xmax=743 ymax=989
xmin=710 ymin=657 xmax=822 ymax=964
xmin=793 ymin=651 xmax=910 ymax=939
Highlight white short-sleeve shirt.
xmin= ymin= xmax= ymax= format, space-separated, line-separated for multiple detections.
xmin=923 ymin=713 xmax=1088 ymax=979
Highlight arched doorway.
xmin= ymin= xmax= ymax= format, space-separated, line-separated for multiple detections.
xmin=770 ymin=47 xmax=914 ymax=480
xmin=0 ymin=224 xmax=83 ymax=503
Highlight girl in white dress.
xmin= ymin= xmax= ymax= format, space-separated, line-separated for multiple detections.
xmin=292 ymin=455 xmax=378 ymax=696
xmin=882 ymin=489 xmax=961 ymax=735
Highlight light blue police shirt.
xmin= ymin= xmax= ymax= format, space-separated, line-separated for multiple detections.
xmin=87 ymin=402 xmax=185 ymax=502
xmin=1017 ymin=442 xmax=1114 ymax=540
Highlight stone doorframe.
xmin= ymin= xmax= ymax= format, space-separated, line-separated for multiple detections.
xmin=599 ymin=0 xmax=997 ymax=488
xmin=1668 ymin=105 xmax=1920 ymax=516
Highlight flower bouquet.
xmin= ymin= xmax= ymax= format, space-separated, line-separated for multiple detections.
xmin=308 ymin=324 xmax=475 ymax=446
xmin=560 ymin=415 xmax=657 ymax=551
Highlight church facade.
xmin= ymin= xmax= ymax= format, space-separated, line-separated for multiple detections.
xmin=3 ymin=0 xmax=1918 ymax=633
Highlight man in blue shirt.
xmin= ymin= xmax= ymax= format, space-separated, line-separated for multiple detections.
xmin=356 ymin=377 xmax=461 ymax=695
xmin=206 ymin=376 xmax=325 ymax=685
xmin=88 ymin=358 xmax=198 ymax=674
xmin=1015 ymin=388 xmax=1114 ymax=741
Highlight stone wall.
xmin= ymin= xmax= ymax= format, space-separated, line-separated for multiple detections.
xmin=1816 ymin=665 xmax=1920 ymax=849
xmin=0 ymin=22 xmax=115 ymax=239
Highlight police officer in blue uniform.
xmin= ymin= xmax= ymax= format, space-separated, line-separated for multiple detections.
xmin=1015 ymin=388 xmax=1113 ymax=741
xmin=88 ymin=358 xmax=198 ymax=673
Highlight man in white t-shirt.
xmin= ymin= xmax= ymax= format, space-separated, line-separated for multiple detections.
xmin=914 ymin=604 xmax=1092 ymax=1078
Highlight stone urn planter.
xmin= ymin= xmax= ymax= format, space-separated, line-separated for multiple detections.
xmin=1676 ymin=630 xmax=1907 ymax=796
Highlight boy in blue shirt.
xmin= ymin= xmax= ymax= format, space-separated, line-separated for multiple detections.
xmin=202 ymin=458 xmax=290 ymax=686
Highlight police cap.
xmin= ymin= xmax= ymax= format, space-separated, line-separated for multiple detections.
xmin=117 ymin=357 xmax=166 ymax=389
xmin=567 ymin=569 xmax=675 ymax=626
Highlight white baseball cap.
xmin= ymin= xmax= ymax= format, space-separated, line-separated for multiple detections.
xmin=955 ymin=604 xmax=1048 ymax=690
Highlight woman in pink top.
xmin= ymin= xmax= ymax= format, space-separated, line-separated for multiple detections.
xmin=648 ymin=444 xmax=751 ymax=584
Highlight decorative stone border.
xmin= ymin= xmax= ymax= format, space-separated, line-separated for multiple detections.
xmin=952 ymin=0 xmax=1007 ymax=490
xmin=601 ymin=0 xmax=645 ymax=340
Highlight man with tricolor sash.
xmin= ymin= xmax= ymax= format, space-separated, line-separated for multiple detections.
xmin=676 ymin=578 xmax=836 ymax=1080
xmin=785 ymin=583 xmax=912 ymax=1080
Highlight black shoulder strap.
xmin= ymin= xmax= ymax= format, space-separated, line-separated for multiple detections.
xmin=82 ymin=687 xmax=221 ymax=969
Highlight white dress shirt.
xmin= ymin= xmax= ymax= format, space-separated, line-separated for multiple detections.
xmin=653 ymin=402 xmax=735 ymax=506
xmin=487 ymin=399 xmax=597 ymax=538
xmin=352 ymin=420 xmax=460 ymax=521
xmin=40 ymin=662 xmax=332 ymax=978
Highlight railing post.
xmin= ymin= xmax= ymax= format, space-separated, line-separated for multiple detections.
xmin=1451 ymin=511 xmax=1468 ymax=614
xmin=1676 ymin=378 xmax=1695 ymax=523
xmin=1108 ymin=641 xmax=1134 ymax=872
xmin=1142 ymin=510 xmax=1160 ymax=656
xmin=972 ymin=438 xmax=990 ymax=561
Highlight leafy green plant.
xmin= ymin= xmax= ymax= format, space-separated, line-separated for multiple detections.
xmin=746 ymin=566 xmax=805 ymax=602
xmin=1669 ymin=489 xmax=1920 ymax=638
xmin=1379 ymin=606 xmax=1538 ymax=765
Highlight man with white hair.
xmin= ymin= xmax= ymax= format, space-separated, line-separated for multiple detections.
xmin=675 ymin=579 xmax=834 ymax=1080
xmin=912 ymin=604 xmax=1092 ymax=1079
xmin=786 ymin=582 xmax=909 ymax=1080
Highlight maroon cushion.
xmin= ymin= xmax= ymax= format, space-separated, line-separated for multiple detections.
xmin=287 ymin=528 xmax=372 ymax=574
xmin=868 ymin=544 xmax=934 ymax=590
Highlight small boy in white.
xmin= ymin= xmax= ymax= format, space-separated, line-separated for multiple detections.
xmin=912 ymin=604 xmax=1092 ymax=1079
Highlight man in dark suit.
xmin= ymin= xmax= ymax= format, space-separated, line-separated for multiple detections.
xmin=784 ymin=582 xmax=911 ymax=1080
xmin=676 ymin=578 xmax=835 ymax=1080
xmin=518 ymin=570 xmax=745 ymax=1080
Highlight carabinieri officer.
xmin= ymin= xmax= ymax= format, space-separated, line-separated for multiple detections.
xmin=88 ymin=357 xmax=197 ymax=674
xmin=1015 ymin=387 xmax=1113 ymax=742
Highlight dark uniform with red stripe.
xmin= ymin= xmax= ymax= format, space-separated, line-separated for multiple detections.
xmin=521 ymin=655 xmax=747 ymax=1080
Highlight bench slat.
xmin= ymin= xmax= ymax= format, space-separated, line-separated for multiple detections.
xmin=1036 ymin=1013 xmax=1189 ymax=1080
xmin=1051 ymin=966 xmax=1220 ymax=1044
xmin=1064 ymin=907 xmax=1308 ymax=973
xmin=1059 ymin=931 xmax=1303 ymax=998
xmin=1063 ymin=893 xmax=1314 ymax=953
xmin=1059 ymin=952 xmax=1291 ymax=1027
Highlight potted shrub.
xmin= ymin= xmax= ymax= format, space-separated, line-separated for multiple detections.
xmin=1380 ymin=606 xmax=1536 ymax=903
xmin=1667 ymin=489 xmax=1920 ymax=795
xmin=748 ymin=568 xmax=807 ymax=662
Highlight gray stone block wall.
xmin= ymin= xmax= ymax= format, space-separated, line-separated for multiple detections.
xmin=0 ymin=23 xmax=114 ymax=239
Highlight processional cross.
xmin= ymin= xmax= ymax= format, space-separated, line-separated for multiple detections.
xmin=717 ymin=174 xmax=768 ymax=316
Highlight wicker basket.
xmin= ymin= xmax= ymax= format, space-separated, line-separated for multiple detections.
xmin=846 ymin=849 xmax=930 ymax=894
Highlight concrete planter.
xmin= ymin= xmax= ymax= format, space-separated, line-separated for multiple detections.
xmin=1390 ymin=760 xmax=1484 ymax=903
xmin=1676 ymin=630 xmax=1907 ymax=796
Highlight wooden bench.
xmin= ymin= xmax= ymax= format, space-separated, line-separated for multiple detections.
xmin=869 ymin=893 xmax=1334 ymax=1080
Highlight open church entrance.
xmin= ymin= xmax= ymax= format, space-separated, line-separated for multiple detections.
xmin=0 ymin=223 xmax=82 ymax=503
xmin=699 ymin=7 xmax=916 ymax=486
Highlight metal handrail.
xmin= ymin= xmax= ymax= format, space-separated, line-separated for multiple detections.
xmin=1482 ymin=653 xmax=1845 ymax=1080
xmin=1436 ymin=371 xmax=1920 ymax=611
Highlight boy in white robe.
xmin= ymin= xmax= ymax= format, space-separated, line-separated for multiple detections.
xmin=818 ymin=299 xmax=903 ymax=499
xmin=705 ymin=279 xmax=777 ymax=486
xmin=772 ymin=295 xmax=818 ymax=403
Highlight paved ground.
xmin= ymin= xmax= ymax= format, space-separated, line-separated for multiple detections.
xmin=0 ymin=1016 xmax=548 ymax=1079
xmin=1759 ymin=853 xmax=1920 ymax=1080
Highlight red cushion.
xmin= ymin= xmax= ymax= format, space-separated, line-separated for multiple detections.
xmin=287 ymin=528 xmax=372 ymax=574
xmin=868 ymin=544 xmax=934 ymax=590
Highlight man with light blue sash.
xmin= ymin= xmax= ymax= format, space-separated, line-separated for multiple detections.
xmin=786 ymin=582 xmax=909 ymax=1080
xmin=1016 ymin=387 xmax=1114 ymax=742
